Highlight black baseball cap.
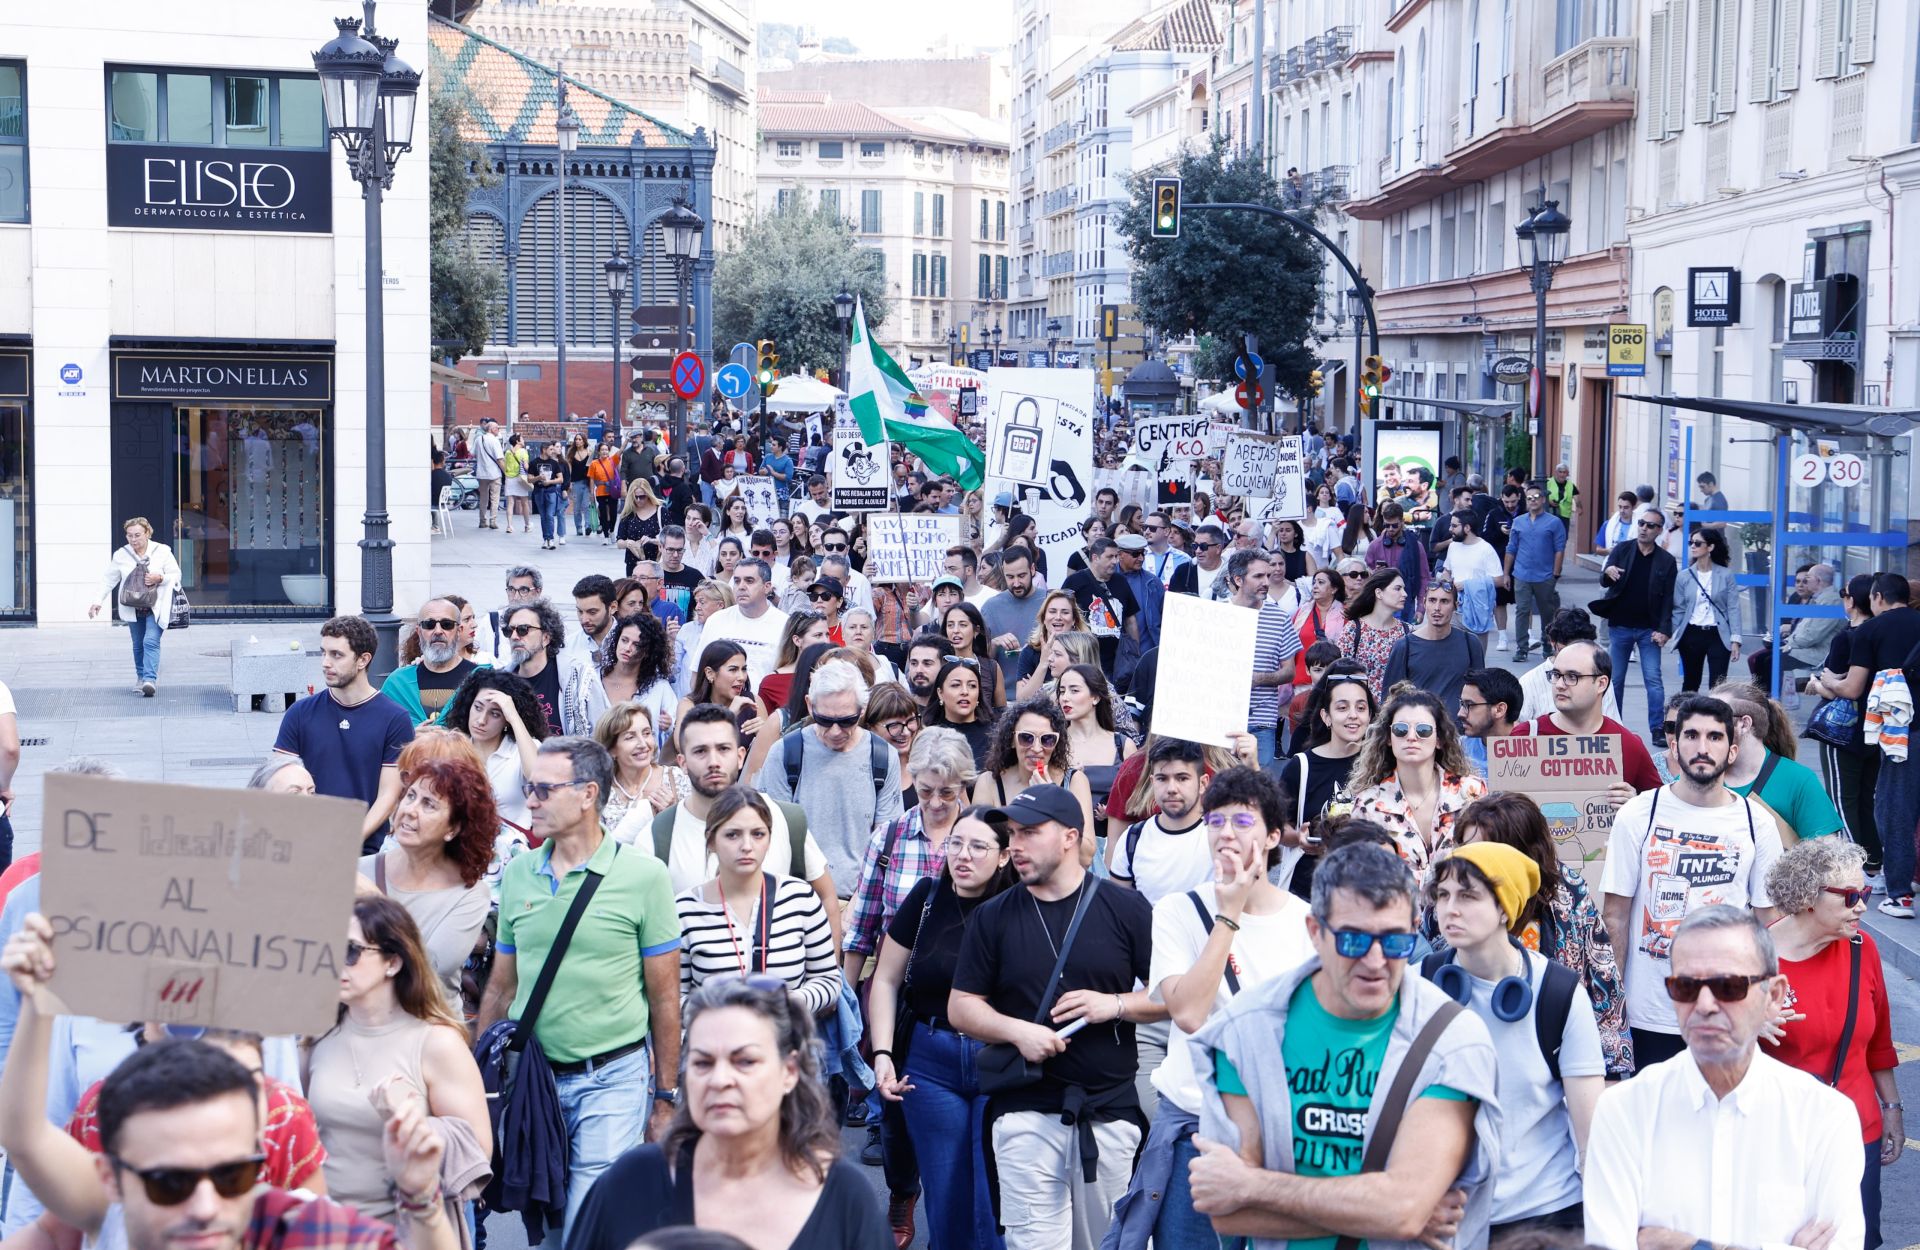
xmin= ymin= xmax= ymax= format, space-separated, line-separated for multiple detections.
xmin=991 ymin=784 xmax=1083 ymax=831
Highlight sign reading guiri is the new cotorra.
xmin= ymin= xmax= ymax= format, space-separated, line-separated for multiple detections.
xmin=106 ymin=143 xmax=334 ymax=233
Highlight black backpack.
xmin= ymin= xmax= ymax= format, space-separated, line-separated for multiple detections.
xmin=1419 ymin=949 xmax=1580 ymax=1083
xmin=783 ymin=728 xmax=891 ymax=804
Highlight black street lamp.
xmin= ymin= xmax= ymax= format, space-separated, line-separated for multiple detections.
xmin=833 ymin=289 xmax=855 ymax=387
xmin=1047 ymin=316 xmax=1061 ymax=368
xmin=553 ymin=102 xmax=580 ymax=428
xmin=658 ymin=198 xmax=705 ymax=454
xmin=603 ymin=246 xmax=629 ymax=436
xmin=947 ymin=327 xmax=959 ymax=366
xmin=1346 ymin=284 xmax=1369 ymax=435
xmin=1515 ymin=197 xmax=1571 ymax=481
xmin=990 ymin=319 xmax=1002 ymax=359
xmin=313 ymin=1 xmax=419 ymax=681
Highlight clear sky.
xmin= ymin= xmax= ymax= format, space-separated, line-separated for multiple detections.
xmin=758 ymin=0 xmax=1013 ymax=57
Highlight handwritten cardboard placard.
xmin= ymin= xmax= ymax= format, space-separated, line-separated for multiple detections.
xmin=39 ymin=774 xmax=364 ymax=1036
xmin=1153 ymin=593 xmax=1258 ymax=748
xmin=866 ymin=513 xmax=964 ymax=584
xmin=1487 ymin=733 xmax=1626 ymax=876
xmin=829 ymin=400 xmax=889 ymax=512
xmin=1133 ymin=415 xmax=1212 ymax=465
xmin=1221 ymin=431 xmax=1283 ymax=498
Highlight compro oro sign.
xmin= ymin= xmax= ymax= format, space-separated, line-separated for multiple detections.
xmin=106 ymin=143 xmax=334 ymax=232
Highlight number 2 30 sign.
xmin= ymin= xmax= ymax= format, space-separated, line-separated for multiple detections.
xmin=1792 ymin=452 xmax=1866 ymax=488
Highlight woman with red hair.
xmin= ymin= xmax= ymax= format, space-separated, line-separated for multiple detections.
xmin=358 ymin=756 xmax=496 ymax=1001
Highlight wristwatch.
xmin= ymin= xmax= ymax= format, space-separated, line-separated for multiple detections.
xmin=653 ymin=1086 xmax=679 ymax=1106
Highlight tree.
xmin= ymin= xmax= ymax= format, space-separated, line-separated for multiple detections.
xmin=428 ymin=78 xmax=503 ymax=360
xmin=1117 ymin=138 xmax=1326 ymax=398
xmin=712 ymin=202 xmax=890 ymax=373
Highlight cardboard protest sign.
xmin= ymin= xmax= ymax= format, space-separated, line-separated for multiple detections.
xmin=1205 ymin=420 xmax=1237 ymax=457
xmin=1221 ymin=431 xmax=1283 ymax=498
xmin=1487 ymin=734 xmax=1626 ymax=876
xmin=829 ymin=398 xmax=889 ymax=512
xmin=866 ymin=513 xmax=964 ymax=583
xmin=1133 ymin=415 xmax=1211 ymax=465
xmin=1157 ymin=458 xmax=1195 ymax=507
xmin=988 ymin=367 xmax=1095 ymax=577
xmin=983 ymin=379 xmax=1059 ymax=488
xmin=1153 ymin=593 xmax=1258 ymax=748
xmin=1093 ymin=466 xmax=1156 ymax=515
xmin=39 ymin=774 xmax=363 ymax=1036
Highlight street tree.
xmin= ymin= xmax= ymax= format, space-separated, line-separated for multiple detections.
xmin=1117 ymin=138 xmax=1326 ymax=398
xmin=428 ymin=78 xmax=504 ymax=360
xmin=713 ymin=202 xmax=891 ymax=374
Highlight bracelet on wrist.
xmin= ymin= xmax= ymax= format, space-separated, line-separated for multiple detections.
xmin=1882 ymin=1101 xmax=1903 ymax=1111
xmin=390 ymin=1184 xmax=441 ymax=1216
xmin=1214 ymin=913 xmax=1241 ymax=931
xmin=872 ymin=1049 xmax=895 ymax=1064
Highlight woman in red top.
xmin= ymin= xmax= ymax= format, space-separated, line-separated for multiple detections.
xmin=1764 ymin=838 xmax=1901 ymax=1250
xmin=1290 ymin=567 xmax=1348 ymax=686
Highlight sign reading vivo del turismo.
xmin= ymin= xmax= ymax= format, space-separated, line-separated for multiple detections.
xmin=105 ymin=143 xmax=333 ymax=233
xmin=113 ymin=353 xmax=333 ymax=404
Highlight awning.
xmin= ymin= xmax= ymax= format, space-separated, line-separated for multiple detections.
xmin=1380 ymin=395 xmax=1522 ymax=422
xmin=430 ymin=362 xmax=489 ymax=401
xmin=1619 ymin=392 xmax=1920 ymax=439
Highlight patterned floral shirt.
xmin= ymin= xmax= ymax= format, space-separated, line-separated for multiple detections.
xmin=1525 ymin=869 xmax=1634 ymax=1080
xmin=1348 ymin=770 xmax=1488 ymax=873
xmin=1341 ymin=617 xmax=1412 ymax=700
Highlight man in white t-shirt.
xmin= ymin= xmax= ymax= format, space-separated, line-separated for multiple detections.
xmin=1106 ymin=764 xmax=1312 ymax=1250
xmin=1601 ymin=692 xmax=1782 ymax=1073
xmin=789 ymin=474 xmax=832 ymax=527
xmin=1109 ymin=737 xmax=1214 ymax=902
xmin=700 ymin=559 xmax=789 ymax=687
xmin=1441 ymin=508 xmax=1504 ymax=643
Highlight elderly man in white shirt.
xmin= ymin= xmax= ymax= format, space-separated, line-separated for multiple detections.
xmin=1583 ymin=905 xmax=1865 ymax=1250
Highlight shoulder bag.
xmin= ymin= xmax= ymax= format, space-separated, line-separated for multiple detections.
xmin=118 ymin=555 xmax=158 ymax=611
xmin=1828 ymin=935 xmax=1863 ymax=1087
xmin=975 ymin=877 xmax=1102 ymax=1094
xmin=503 ymin=844 xmax=617 ymax=1086
xmin=1331 ymin=999 xmax=1464 ymax=1250
xmin=167 ymin=583 xmax=192 ymax=630
xmin=1806 ymin=695 xmax=1863 ymax=753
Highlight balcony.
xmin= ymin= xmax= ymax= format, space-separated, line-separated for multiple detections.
xmin=1042 ymin=187 xmax=1078 ymax=214
xmin=1043 ymin=251 xmax=1076 ymax=277
xmin=1020 ymin=161 xmax=1036 ymax=192
xmin=1320 ymin=26 xmax=1353 ymax=66
xmin=1043 ymin=120 xmax=1076 ymax=155
xmin=1314 ymin=165 xmax=1351 ymax=200
xmin=711 ymin=58 xmax=747 ymax=98
xmin=1019 ymin=224 xmax=1036 ymax=247
xmin=1539 ymin=38 xmax=1635 ymax=121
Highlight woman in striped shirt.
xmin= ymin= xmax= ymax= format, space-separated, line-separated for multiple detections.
xmin=676 ymin=784 xmax=843 ymax=1016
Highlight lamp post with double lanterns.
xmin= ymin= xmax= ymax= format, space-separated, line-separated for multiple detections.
xmin=603 ymin=246 xmax=629 ymax=435
xmin=833 ymin=289 xmax=855 ymax=388
xmin=1514 ymin=197 xmax=1571 ymax=482
xmin=312 ymin=0 xmax=419 ymax=680
xmin=658 ymin=199 xmax=705 ymax=455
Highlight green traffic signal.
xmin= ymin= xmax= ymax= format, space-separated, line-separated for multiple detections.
xmin=1150 ymin=176 xmax=1181 ymax=239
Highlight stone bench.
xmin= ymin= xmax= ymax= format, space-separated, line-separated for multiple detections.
xmin=230 ymin=636 xmax=320 ymax=713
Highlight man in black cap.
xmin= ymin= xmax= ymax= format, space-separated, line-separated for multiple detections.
xmin=949 ymin=785 xmax=1161 ymax=1250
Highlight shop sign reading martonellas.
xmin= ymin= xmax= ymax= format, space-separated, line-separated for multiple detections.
xmin=113 ymin=353 xmax=333 ymax=404
xmin=105 ymin=143 xmax=333 ymax=233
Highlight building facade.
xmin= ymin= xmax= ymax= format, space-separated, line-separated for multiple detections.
xmin=756 ymin=90 xmax=1010 ymax=367
xmin=0 ymin=0 xmax=431 ymax=623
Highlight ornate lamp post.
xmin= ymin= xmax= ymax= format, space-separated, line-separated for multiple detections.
xmin=553 ymin=102 xmax=580 ymax=427
xmin=1515 ymin=197 xmax=1571 ymax=481
xmin=833 ymin=288 xmax=855 ymax=388
xmin=603 ymin=246 xmax=629 ymax=435
xmin=658 ymin=199 xmax=705 ymax=453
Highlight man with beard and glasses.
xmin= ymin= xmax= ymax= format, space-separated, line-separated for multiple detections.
xmin=904 ymin=634 xmax=949 ymax=710
xmin=379 ymin=598 xmax=482 ymax=725
xmin=502 ymin=600 xmax=605 ymax=739
xmin=1601 ymin=695 xmax=1783 ymax=1072
xmin=486 ymin=566 xmax=544 ymax=666
xmin=273 ymin=615 xmax=414 ymax=855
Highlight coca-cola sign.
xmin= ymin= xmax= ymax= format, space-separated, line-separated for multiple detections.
xmin=106 ymin=143 xmax=332 ymax=232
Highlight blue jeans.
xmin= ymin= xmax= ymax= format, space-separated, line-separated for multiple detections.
xmin=1608 ymin=625 xmax=1666 ymax=737
xmin=1157 ymin=1128 xmax=1220 ymax=1250
xmin=1874 ymin=754 xmax=1919 ymax=899
xmin=901 ymin=1022 xmax=1002 ymax=1250
xmin=553 ymin=1043 xmax=651 ymax=1239
xmin=128 ymin=612 xmax=162 ymax=682
xmin=568 ymin=481 xmax=594 ymax=533
xmin=536 ymin=488 xmax=565 ymax=541
xmin=1251 ymin=726 xmax=1278 ymax=767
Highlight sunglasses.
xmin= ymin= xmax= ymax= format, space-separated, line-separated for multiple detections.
xmin=813 ymin=711 xmax=863 ymax=730
xmin=1390 ymin=721 xmax=1436 ymax=739
xmin=343 ymin=939 xmax=390 ymax=967
xmin=822 ymin=543 xmax=849 ymax=552
xmin=1192 ymin=541 xmax=1219 ymax=551
xmin=1664 ymin=973 xmax=1771 ymax=1003
xmin=943 ymin=655 xmax=982 ymax=671
xmin=1343 ymin=570 xmax=1366 ymax=579
xmin=505 ymin=623 xmax=541 ymax=638
xmin=1017 ymin=731 xmax=1060 ymax=750
xmin=1331 ymin=929 xmax=1419 ymax=960
xmin=521 ymin=778 xmax=589 ymax=801
xmin=1637 ymin=519 xmax=1663 ymax=529
xmin=417 ymin=617 xmax=458 ymax=632
xmin=805 ymin=588 xmax=839 ymax=601
xmin=1823 ymin=885 xmax=1873 ymax=908
xmin=109 ymin=1155 xmax=266 ymax=1207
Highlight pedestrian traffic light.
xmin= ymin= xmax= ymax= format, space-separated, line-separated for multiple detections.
xmin=1308 ymin=368 xmax=1325 ymax=398
xmin=756 ymin=339 xmax=778 ymax=395
xmin=1360 ymin=354 xmax=1387 ymax=416
xmin=1150 ymin=176 xmax=1181 ymax=239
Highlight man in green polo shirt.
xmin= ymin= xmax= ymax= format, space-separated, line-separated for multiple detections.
xmin=479 ymin=736 xmax=682 ymax=1236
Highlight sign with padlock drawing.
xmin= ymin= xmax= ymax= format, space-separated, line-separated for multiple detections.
xmin=984 ymin=370 xmax=1064 ymax=488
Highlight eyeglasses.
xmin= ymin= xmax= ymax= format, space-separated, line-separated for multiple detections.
xmin=805 ymin=589 xmax=839 ymax=601
xmin=878 ymin=717 xmax=918 ymax=737
xmin=1637 ymin=519 xmax=1664 ymax=529
xmin=1203 ymin=812 xmax=1261 ymax=830
xmin=942 ymin=836 xmax=1002 ymax=859
xmin=417 ymin=617 xmax=458 ymax=632
xmin=1664 ymin=973 xmax=1771 ymax=1003
xmin=1662 ymin=720 xmax=1679 ymax=736
xmin=1330 ymin=930 xmax=1419 ymax=960
xmin=1689 ymin=539 xmax=1707 ymax=548
xmin=1017 ymin=731 xmax=1060 ymax=750
xmin=108 ymin=1155 xmax=267 ymax=1206
xmin=813 ymin=711 xmax=863 ymax=730
xmin=1390 ymin=721 xmax=1436 ymax=739
xmin=506 ymin=584 xmax=539 ymax=597
xmin=343 ymin=939 xmax=391 ymax=967
xmin=521 ymin=779 xmax=589 ymax=801
xmin=505 ymin=623 xmax=541 ymax=639
xmin=1547 ymin=670 xmax=1600 ymax=685
xmin=1457 ymin=698 xmax=1489 ymax=712
xmin=1192 ymin=541 xmax=1219 ymax=552
xmin=1823 ymin=886 xmax=1873 ymax=908
xmin=1343 ymin=570 xmax=1367 ymax=579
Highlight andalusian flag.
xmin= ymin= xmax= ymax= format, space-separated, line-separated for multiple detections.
xmin=847 ymin=298 xmax=986 ymax=489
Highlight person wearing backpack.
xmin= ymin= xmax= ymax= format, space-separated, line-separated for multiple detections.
xmin=1422 ymin=842 xmax=1602 ymax=1240
xmin=1104 ymin=766 xmax=1312 ymax=1250
xmin=88 ymin=516 xmax=181 ymax=697
xmin=755 ymin=660 xmax=903 ymax=898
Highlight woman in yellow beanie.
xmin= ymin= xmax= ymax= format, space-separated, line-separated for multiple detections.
xmin=1425 ymin=841 xmax=1607 ymax=1241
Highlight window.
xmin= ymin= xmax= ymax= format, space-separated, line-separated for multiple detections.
xmin=933 ymin=255 xmax=948 ymax=297
xmin=914 ymin=191 xmax=924 ymax=234
xmin=861 ymin=189 xmax=882 ymax=233
xmin=980 ymin=197 xmax=990 ymax=239
xmin=979 ymin=254 xmax=992 ymax=298
xmin=775 ymin=188 xmax=796 ymax=212
xmin=996 ymin=255 xmax=1008 ymax=298
xmin=1815 ymin=0 xmax=1875 ymax=79
xmin=913 ymin=253 xmax=927 ymax=297
xmin=818 ymin=188 xmax=841 ymax=218
xmin=1692 ymin=0 xmax=1738 ymax=122
xmin=818 ymin=140 xmax=844 ymax=159
xmin=776 ymin=140 xmax=801 ymax=157
xmin=106 ymin=66 xmax=324 ymax=147
xmin=996 ymin=200 xmax=1006 ymax=241
xmin=1748 ymin=0 xmax=1803 ymax=101
xmin=860 ymin=141 xmax=885 ymax=157
xmin=933 ymin=193 xmax=945 ymax=237
xmin=0 ymin=62 xmax=25 ymax=222
xmin=1646 ymin=3 xmax=1688 ymax=138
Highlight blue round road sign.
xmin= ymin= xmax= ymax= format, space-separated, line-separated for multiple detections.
xmin=714 ymin=361 xmax=752 ymax=400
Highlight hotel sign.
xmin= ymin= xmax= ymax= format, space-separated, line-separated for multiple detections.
xmin=106 ymin=143 xmax=332 ymax=233
xmin=113 ymin=353 xmax=333 ymax=404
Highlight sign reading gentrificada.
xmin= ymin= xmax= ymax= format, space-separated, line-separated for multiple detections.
xmin=106 ymin=143 xmax=333 ymax=233
xmin=114 ymin=353 xmax=333 ymax=404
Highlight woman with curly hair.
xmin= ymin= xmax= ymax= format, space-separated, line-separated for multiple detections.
xmin=357 ymin=758 xmax=496 ymax=998
xmin=941 ymin=601 xmax=1006 ymax=706
xmin=442 ymin=668 xmax=547 ymax=863
xmin=600 ymin=612 xmax=679 ymax=743
xmin=1013 ymin=590 xmax=1086 ymax=700
xmin=970 ymin=696 xmax=1095 ymax=850
xmin=1346 ymin=687 xmax=1486 ymax=872
xmin=1454 ymin=792 xmax=1634 ymax=1081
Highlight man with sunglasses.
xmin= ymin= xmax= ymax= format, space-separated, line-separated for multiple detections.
xmin=1365 ymin=503 xmax=1430 ymax=626
xmin=1168 ymin=524 xmax=1230 ymax=600
xmin=1601 ymin=696 xmax=1783 ymax=1072
xmin=1593 ymin=506 xmax=1678 ymax=746
xmin=1583 ymin=906 xmax=1863 ymax=1250
xmin=377 ymin=598 xmax=481 ymax=726
xmin=1143 ymin=510 xmax=1191 ymax=588
xmin=1502 ymin=483 xmax=1567 ymax=662
xmin=1512 ymin=640 xmax=1662 ymax=802
xmin=1188 ymin=842 xmax=1501 ymax=1250
xmin=486 ymin=566 xmax=543 ymax=666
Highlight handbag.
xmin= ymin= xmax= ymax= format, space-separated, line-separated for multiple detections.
xmin=975 ymin=877 xmax=1101 ymax=1094
xmin=167 ymin=584 xmax=192 ymax=630
xmin=118 ymin=557 xmax=159 ymax=610
xmin=1806 ymin=695 xmax=1862 ymax=752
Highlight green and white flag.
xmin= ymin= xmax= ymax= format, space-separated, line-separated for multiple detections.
xmin=847 ymin=297 xmax=986 ymax=489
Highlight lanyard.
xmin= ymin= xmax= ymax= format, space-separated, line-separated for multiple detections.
xmin=721 ymin=873 xmax=771 ymax=975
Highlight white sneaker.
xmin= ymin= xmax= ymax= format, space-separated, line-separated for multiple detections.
xmin=141 ymin=681 xmax=156 ymax=698
xmin=1878 ymin=895 xmax=1915 ymax=919
xmin=557 ymin=536 xmax=567 ymax=546
xmin=1495 ymin=634 xmax=1511 ymax=652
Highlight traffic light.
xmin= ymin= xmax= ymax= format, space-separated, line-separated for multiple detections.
xmin=1307 ymin=368 xmax=1325 ymax=398
xmin=756 ymin=339 xmax=779 ymax=395
xmin=1150 ymin=176 xmax=1181 ymax=239
xmin=1360 ymin=354 xmax=1388 ymax=417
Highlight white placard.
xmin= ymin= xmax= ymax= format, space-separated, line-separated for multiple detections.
xmin=830 ymin=399 xmax=889 ymax=512
xmin=727 ymin=475 xmax=780 ymax=525
xmin=1205 ymin=420 xmax=1238 ymax=457
xmin=1133 ymin=414 xmax=1213 ymax=465
xmin=1271 ymin=435 xmax=1306 ymax=520
xmin=1221 ymin=431 xmax=1283 ymax=498
xmin=988 ymin=368 xmax=1096 ymax=577
xmin=984 ymin=384 xmax=1059 ymax=487
xmin=866 ymin=514 xmax=964 ymax=583
xmin=1154 ymin=593 xmax=1259 ymax=748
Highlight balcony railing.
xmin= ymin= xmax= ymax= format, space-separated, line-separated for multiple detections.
xmin=1540 ymin=38 xmax=1636 ymax=116
xmin=1042 ymin=252 xmax=1076 ymax=276
xmin=712 ymin=59 xmax=746 ymax=94
xmin=1043 ymin=121 xmax=1076 ymax=155
xmin=1320 ymin=26 xmax=1353 ymax=65
xmin=1042 ymin=187 xmax=1078 ymax=214
xmin=1315 ymin=165 xmax=1351 ymax=199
